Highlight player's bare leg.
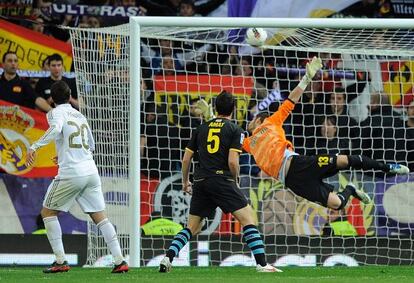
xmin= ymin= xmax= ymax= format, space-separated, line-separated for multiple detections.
xmin=233 ymin=205 xmax=282 ymax=273
xmin=89 ymin=211 xmax=128 ymax=273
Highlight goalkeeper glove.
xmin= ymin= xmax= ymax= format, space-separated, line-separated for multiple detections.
xmin=298 ymin=56 xmax=323 ymax=90
xmin=195 ymin=99 xmax=214 ymax=121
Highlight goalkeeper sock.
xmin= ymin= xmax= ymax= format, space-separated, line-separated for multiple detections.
xmin=97 ymin=218 xmax=124 ymax=265
xmin=242 ymin=225 xmax=266 ymax=267
xmin=166 ymin=228 xmax=192 ymax=262
xmin=43 ymin=216 xmax=66 ymax=264
xmin=347 ymin=155 xmax=389 ymax=172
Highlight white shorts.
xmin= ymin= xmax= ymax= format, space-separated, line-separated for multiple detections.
xmin=43 ymin=173 xmax=106 ymax=213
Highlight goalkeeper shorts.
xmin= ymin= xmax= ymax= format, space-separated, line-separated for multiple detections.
xmin=285 ymin=154 xmax=339 ymax=207
xmin=43 ymin=173 xmax=105 ymax=213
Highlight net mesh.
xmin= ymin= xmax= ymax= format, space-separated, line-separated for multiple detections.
xmin=68 ymin=23 xmax=414 ymax=267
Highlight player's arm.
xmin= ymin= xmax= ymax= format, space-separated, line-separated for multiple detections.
xmin=182 ymin=128 xmax=198 ymax=194
xmin=267 ymin=57 xmax=322 ymax=125
xmin=289 ymin=56 xmax=322 ymax=103
xmin=86 ymin=123 xmax=96 ymax=152
xmin=228 ymin=150 xmax=240 ymax=183
xmin=182 ymin=148 xmax=194 ymax=194
xmin=26 ymin=111 xmax=63 ymax=167
xmin=229 ymin=127 xmax=243 ymax=183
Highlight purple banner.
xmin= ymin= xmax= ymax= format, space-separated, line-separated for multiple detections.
xmin=375 ymin=173 xmax=414 ymax=236
xmin=1 ymin=174 xmax=86 ymax=234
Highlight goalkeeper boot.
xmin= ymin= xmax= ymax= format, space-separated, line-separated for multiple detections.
xmin=159 ymin=256 xmax=172 ymax=273
xmin=111 ymin=261 xmax=129 ymax=273
xmin=256 ymin=264 xmax=283 ymax=273
xmin=43 ymin=261 xmax=70 ymax=273
xmin=347 ymin=182 xmax=371 ymax=204
xmin=388 ymin=164 xmax=410 ymax=175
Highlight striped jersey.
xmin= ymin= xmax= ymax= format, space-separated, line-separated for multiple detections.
xmin=30 ymin=104 xmax=98 ymax=178
xmin=242 ymin=99 xmax=296 ymax=179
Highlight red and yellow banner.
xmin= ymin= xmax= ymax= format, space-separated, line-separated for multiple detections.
xmin=0 ymin=19 xmax=72 ymax=71
xmin=154 ymin=75 xmax=254 ymax=125
xmin=0 ymin=100 xmax=57 ymax=178
xmin=381 ymin=61 xmax=414 ymax=106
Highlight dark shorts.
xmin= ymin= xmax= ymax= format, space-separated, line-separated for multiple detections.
xmin=285 ymin=155 xmax=339 ymax=207
xmin=190 ymin=177 xmax=249 ymax=218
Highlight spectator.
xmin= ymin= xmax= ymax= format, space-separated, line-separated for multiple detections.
xmin=86 ymin=16 xmax=101 ymax=28
xmin=141 ymin=39 xmax=211 ymax=75
xmin=35 ymin=53 xmax=79 ymax=109
xmin=404 ymin=99 xmax=414 ymax=171
xmin=141 ymin=0 xmax=225 ymax=16
xmin=308 ymin=116 xmax=352 ymax=156
xmin=360 ymin=92 xmax=404 ymax=163
xmin=141 ymin=103 xmax=181 ymax=178
xmin=31 ymin=17 xmax=46 ymax=34
xmin=180 ymin=0 xmax=197 ymax=16
xmin=179 ymin=98 xmax=204 ymax=151
xmin=41 ymin=56 xmax=50 ymax=71
xmin=326 ymin=88 xmax=360 ymax=152
xmin=0 ymin=52 xmax=51 ymax=112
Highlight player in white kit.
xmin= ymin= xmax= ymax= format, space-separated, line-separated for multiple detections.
xmin=26 ymin=81 xmax=128 ymax=274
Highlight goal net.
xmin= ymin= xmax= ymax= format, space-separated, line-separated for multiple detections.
xmin=68 ymin=18 xmax=414 ymax=267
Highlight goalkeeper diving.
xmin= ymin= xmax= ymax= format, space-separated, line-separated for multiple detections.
xmin=198 ymin=57 xmax=410 ymax=210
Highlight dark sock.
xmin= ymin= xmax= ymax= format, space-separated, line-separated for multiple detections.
xmin=347 ymin=155 xmax=389 ymax=172
xmin=166 ymin=228 xmax=192 ymax=262
xmin=336 ymin=185 xmax=354 ymax=210
xmin=242 ymin=224 xmax=266 ymax=267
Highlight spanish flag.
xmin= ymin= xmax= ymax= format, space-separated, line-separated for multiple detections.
xmin=0 ymin=19 xmax=72 ymax=71
xmin=0 ymin=100 xmax=57 ymax=178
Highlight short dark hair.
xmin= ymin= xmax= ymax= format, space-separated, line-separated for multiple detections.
xmin=181 ymin=0 xmax=195 ymax=7
xmin=333 ymin=87 xmax=346 ymax=95
xmin=2 ymin=51 xmax=17 ymax=63
xmin=48 ymin=53 xmax=63 ymax=63
xmin=51 ymin=81 xmax=71 ymax=105
xmin=215 ymin=90 xmax=235 ymax=116
xmin=255 ymin=112 xmax=269 ymax=123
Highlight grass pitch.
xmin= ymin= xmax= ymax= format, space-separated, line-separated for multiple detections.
xmin=0 ymin=266 xmax=413 ymax=283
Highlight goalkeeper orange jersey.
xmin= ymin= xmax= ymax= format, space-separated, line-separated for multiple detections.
xmin=242 ymin=99 xmax=295 ymax=178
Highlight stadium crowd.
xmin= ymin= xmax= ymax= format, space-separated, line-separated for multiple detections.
xmin=1 ymin=0 xmax=413 ymax=181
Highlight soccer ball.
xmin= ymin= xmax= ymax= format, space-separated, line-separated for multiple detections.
xmin=245 ymin=28 xmax=268 ymax=47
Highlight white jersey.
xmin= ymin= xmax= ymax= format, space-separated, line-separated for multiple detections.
xmin=30 ymin=103 xmax=98 ymax=178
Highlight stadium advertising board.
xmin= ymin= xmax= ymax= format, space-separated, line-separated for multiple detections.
xmin=141 ymin=235 xmax=413 ymax=267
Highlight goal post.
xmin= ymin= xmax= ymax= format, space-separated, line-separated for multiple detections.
xmin=68 ymin=17 xmax=414 ymax=268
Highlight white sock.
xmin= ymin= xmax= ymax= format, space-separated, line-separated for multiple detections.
xmin=43 ymin=216 xmax=66 ymax=264
xmin=97 ymin=218 xmax=124 ymax=265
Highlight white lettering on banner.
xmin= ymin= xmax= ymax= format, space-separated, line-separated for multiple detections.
xmin=78 ymin=4 xmax=87 ymax=14
xmin=0 ymin=254 xmax=78 ymax=265
xmin=52 ymin=4 xmax=65 ymax=13
xmin=220 ymin=255 xmax=255 ymax=267
xmin=140 ymin=252 xmax=360 ymax=267
xmin=100 ymin=6 xmax=112 ymax=16
xmin=275 ymin=255 xmax=316 ymax=267
xmin=323 ymin=255 xmax=359 ymax=267
xmin=145 ymin=245 xmax=190 ymax=267
xmin=127 ymin=6 xmax=140 ymax=17
xmin=67 ymin=4 xmax=77 ymax=14
xmin=112 ymin=6 xmax=125 ymax=17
